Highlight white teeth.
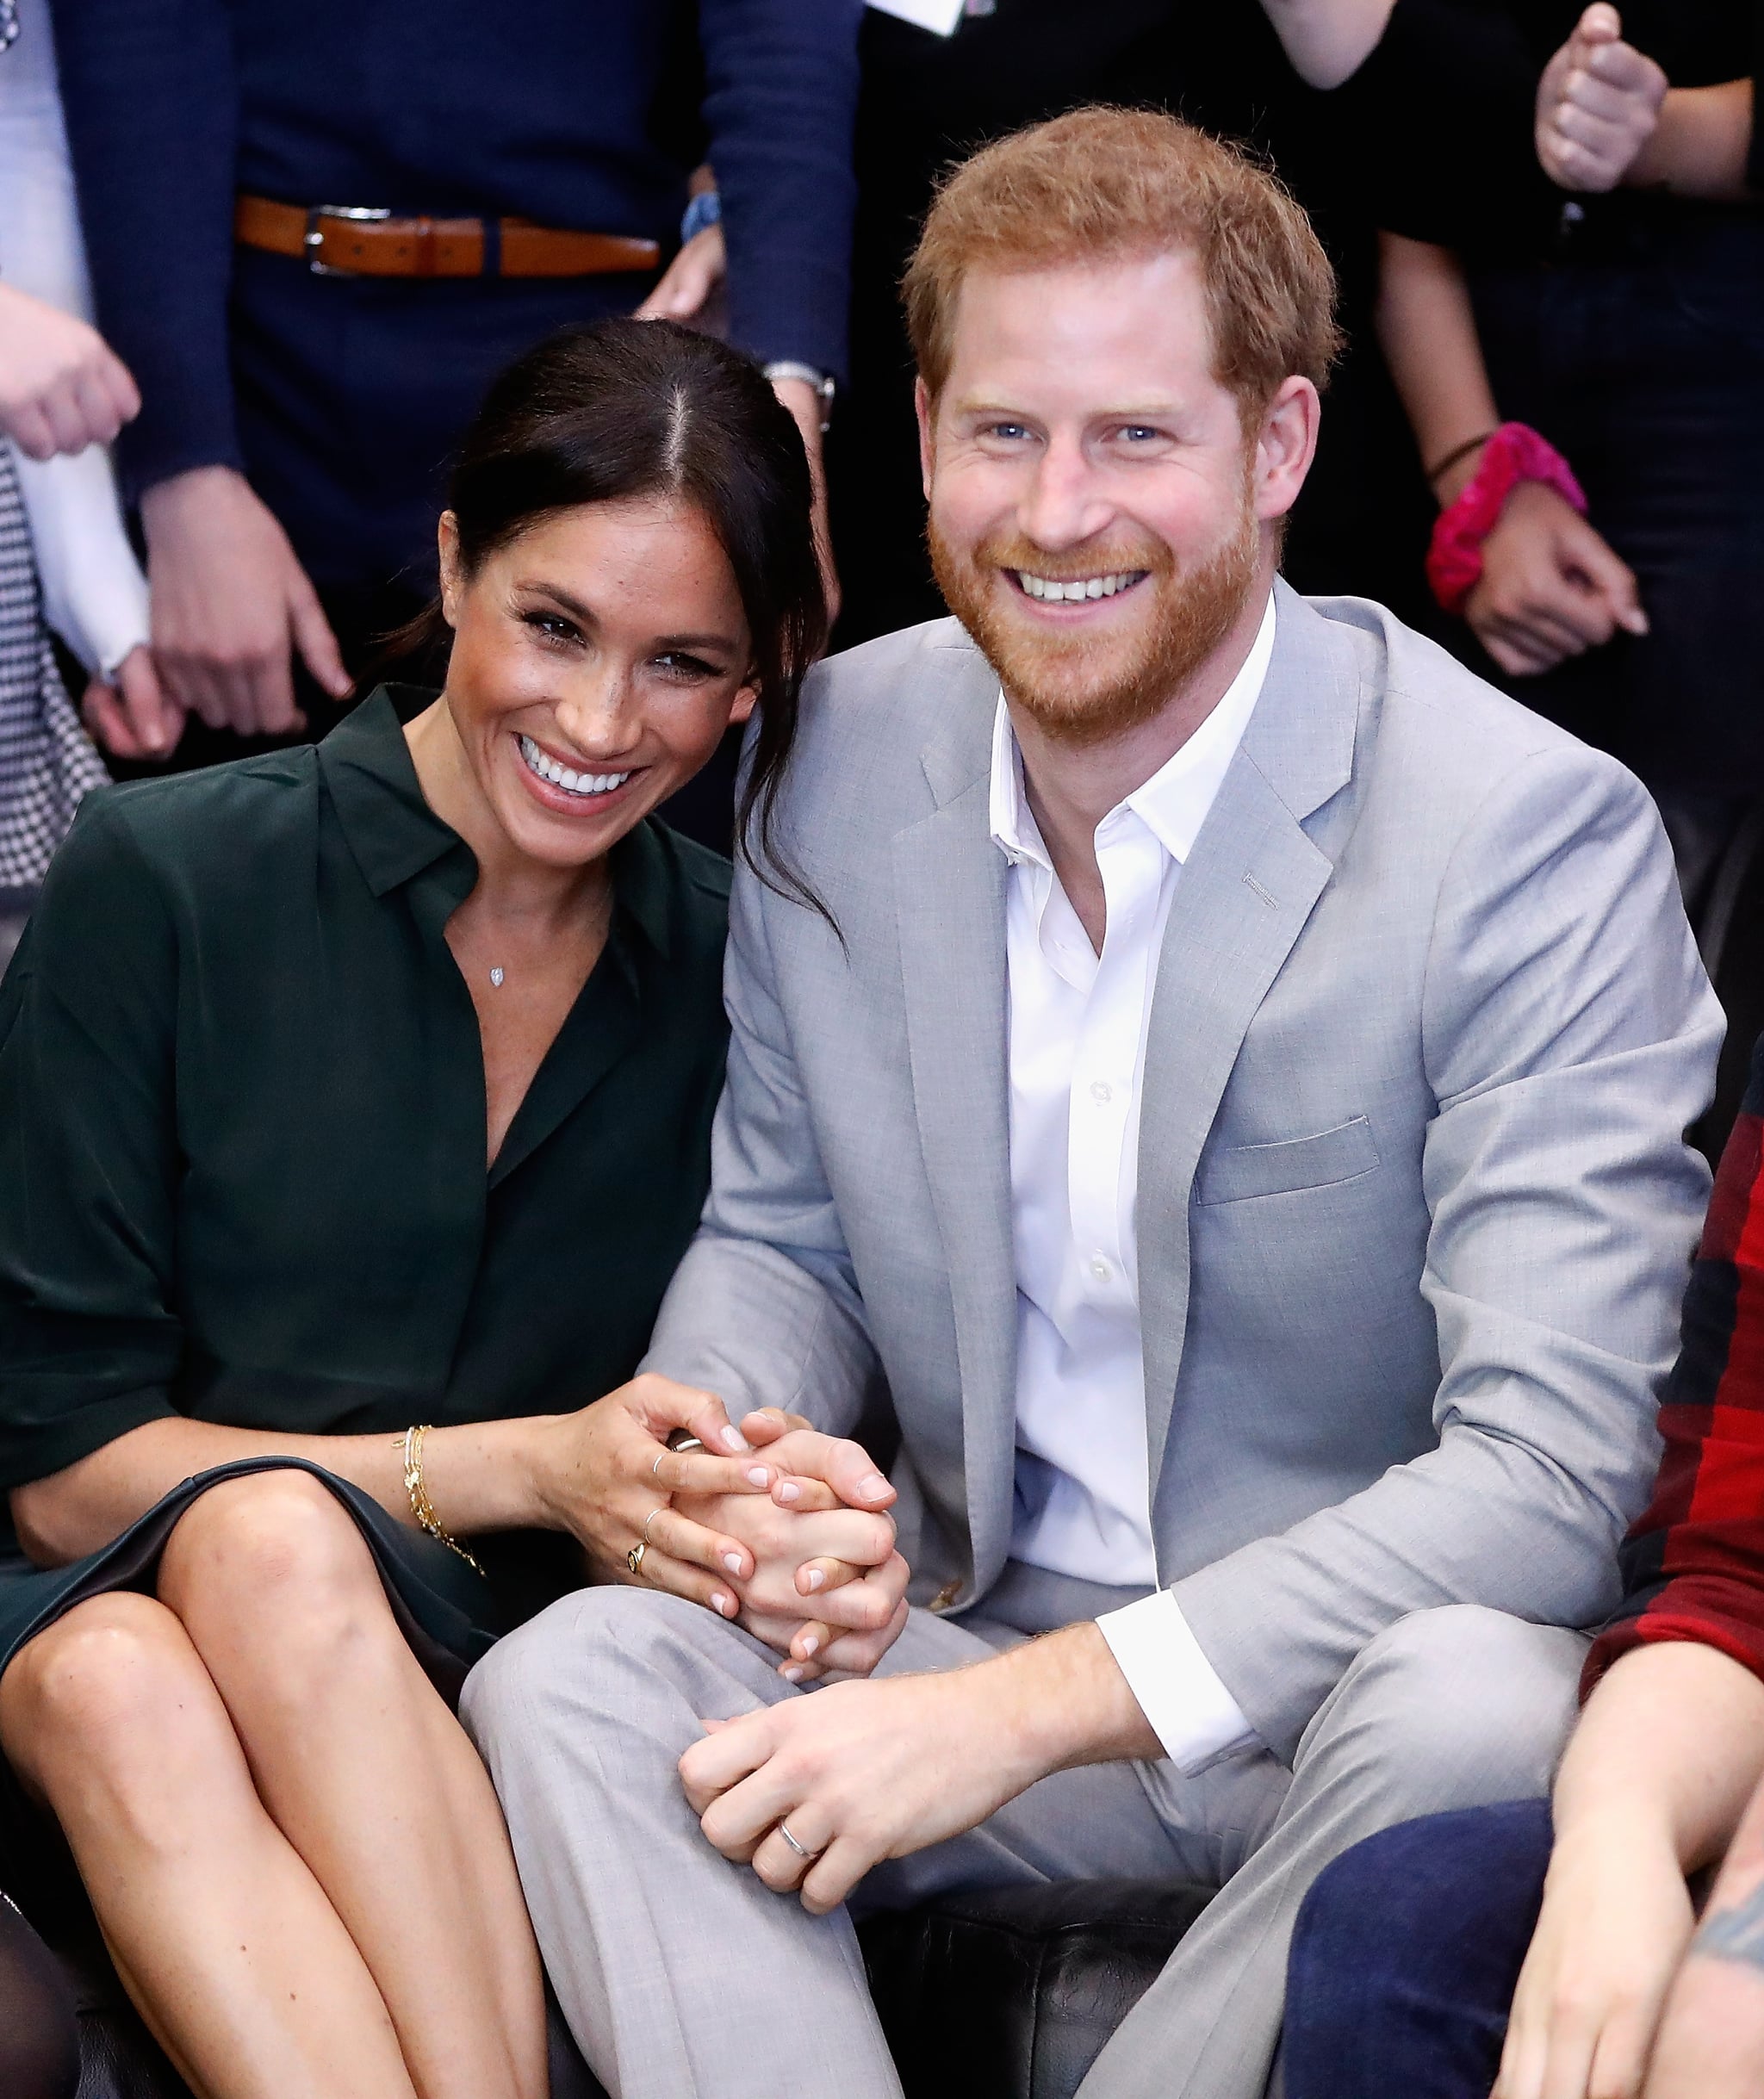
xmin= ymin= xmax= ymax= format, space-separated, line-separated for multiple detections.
xmin=519 ymin=735 xmax=631 ymax=799
xmin=1014 ymin=571 xmax=1144 ymax=603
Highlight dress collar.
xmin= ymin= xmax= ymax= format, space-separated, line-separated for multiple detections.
xmin=318 ymin=687 xmax=674 ymax=957
xmin=988 ymin=590 xmax=1277 ymax=870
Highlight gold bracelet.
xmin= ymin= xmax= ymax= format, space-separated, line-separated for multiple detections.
xmin=401 ymin=1424 xmax=486 ymax=1577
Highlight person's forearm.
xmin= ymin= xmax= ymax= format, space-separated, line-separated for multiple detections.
xmin=983 ymin=1622 xmax=1163 ymax=1781
xmin=9 ymin=1413 xmax=553 ymax=1569
xmin=1630 ymin=80 xmax=1755 ymax=200
xmin=1259 ymin=0 xmax=1398 ymax=88
xmin=1552 ymin=1643 xmax=1764 ymax=1875
xmin=1375 ymin=230 xmax=1501 ymax=506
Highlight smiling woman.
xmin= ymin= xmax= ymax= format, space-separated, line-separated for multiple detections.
xmin=0 ymin=319 xmax=910 ymax=2099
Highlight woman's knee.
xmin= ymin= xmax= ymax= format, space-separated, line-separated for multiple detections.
xmin=0 ymin=1594 xmax=210 ymax=1791
xmin=158 ymin=1468 xmax=379 ymax=1626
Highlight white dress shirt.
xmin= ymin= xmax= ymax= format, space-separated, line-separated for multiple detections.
xmin=0 ymin=0 xmax=151 ymax=678
xmin=991 ymin=591 xmax=1276 ymax=1773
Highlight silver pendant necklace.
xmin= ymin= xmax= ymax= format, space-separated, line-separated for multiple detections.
xmin=488 ymin=967 xmax=505 ymax=988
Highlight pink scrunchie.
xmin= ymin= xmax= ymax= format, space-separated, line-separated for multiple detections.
xmin=1425 ymin=422 xmax=1587 ymax=618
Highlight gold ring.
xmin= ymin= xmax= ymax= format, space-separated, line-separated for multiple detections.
xmin=642 ymin=1506 xmax=666 ymax=1544
xmin=626 ymin=1540 xmax=649 ymax=1578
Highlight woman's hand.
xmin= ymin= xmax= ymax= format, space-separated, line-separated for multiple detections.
xmin=680 ymin=1413 xmax=910 ymax=1680
xmin=525 ymin=1375 xmax=781 ymax=1621
xmin=634 ymin=222 xmax=727 ymax=325
xmin=1494 ymin=1820 xmax=1694 ymax=2099
xmin=0 ymin=283 xmax=140 ymax=459
xmin=1537 ymin=6 xmax=1668 ymax=195
xmin=1467 ymin=481 xmax=1647 ymax=677
xmin=82 ymin=646 xmax=185 ymax=761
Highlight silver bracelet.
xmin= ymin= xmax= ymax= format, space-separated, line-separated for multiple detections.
xmin=762 ymin=361 xmax=836 ymax=433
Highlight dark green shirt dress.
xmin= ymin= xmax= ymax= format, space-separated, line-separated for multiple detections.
xmin=0 ymin=689 xmax=732 ymax=1692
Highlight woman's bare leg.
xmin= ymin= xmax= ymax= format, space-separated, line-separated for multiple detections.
xmin=1649 ymin=1761 xmax=1764 ymax=2096
xmin=0 ymin=1593 xmax=419 ymax=2099
xmin=155 ymin=1471 xmax=546 ymax=2099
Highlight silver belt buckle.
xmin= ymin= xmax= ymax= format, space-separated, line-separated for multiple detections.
xmin=304 ymin=204 xmax=392 ymax=276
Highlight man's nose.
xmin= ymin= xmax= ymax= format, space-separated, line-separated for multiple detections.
xmin=1017 ymin=435 xmax=1114 ymax=552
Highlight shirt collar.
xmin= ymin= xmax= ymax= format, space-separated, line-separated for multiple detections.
xmin=989 ymin=589 xmax=1277 ymax=871
xmin=318 ymin=686 xmax=674 ymax=957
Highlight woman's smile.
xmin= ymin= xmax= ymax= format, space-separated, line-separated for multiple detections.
xmin=514 ymin=730 xmax=637 ymax=806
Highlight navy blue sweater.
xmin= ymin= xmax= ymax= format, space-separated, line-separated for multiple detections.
xmin=50 ymin=0 xmax=860 ymax=503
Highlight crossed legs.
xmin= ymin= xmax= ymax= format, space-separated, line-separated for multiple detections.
xmin=464 ymin=1587 xmax=1587 ymax=2099
xmin=0 ymin=1469 xmax=546 ymax=2099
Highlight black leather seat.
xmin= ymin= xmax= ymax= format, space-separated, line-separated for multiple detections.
xmin=862 ymin=1878 xmax=1216 ymax=2099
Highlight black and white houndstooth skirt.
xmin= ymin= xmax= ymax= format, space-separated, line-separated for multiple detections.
xmin=0 ymin=442 xmax=109 ymax=891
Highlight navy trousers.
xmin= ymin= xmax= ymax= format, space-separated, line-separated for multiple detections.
xmin=1282 ymin=1798 xmax=1554 ymax=2099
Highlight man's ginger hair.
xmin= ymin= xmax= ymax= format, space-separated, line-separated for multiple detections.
xmin=904 ymin=106 xmax=1341 ymax=420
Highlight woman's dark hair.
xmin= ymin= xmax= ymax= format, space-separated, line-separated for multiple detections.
xmin=388 ymin=318 xmax=828 ymax=912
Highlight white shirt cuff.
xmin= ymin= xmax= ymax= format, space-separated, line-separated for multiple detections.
xmin=1097 ymin=1589 xmax=1258 ymax=1775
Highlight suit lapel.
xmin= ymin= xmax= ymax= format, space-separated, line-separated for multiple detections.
xmin=1138 ymin=585 xmax=1363 ymax=1506
xmin=892 ymin=668 xmax=1019 ymax=1594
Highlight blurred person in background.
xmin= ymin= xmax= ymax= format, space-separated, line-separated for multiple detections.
xmin=1342 ymin=0 xmax=1761 ymax=911
xmin=0 ymin=0 xmax=177 ymax=959
xmin=49 ymin=0 xmax=860 ymax=834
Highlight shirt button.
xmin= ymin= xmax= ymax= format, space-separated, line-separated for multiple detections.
xmin=1090 ymin=1079 xmax=1114 ymax=1104
xmin=1090 ymin=1254 xmax=1113 ymax=1284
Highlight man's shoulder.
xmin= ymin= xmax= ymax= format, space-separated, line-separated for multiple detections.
xmin=1294 ymin=591 xmax=1649 ymax=822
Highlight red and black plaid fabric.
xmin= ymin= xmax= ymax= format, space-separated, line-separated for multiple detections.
xmin=1585 ymin=1034 xmax=1764 ymax=1695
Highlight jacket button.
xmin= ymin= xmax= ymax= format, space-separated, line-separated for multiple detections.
xmin=929 ymin=1580 xmax=961 ymax=1613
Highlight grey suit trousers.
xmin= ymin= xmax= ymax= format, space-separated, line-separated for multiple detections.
xmin=463 ymin=1579 xmax=1586 ymax=2099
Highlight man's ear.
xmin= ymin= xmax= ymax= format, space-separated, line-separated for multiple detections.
xmin=1252 ymin=376 xmax=1322 ymax=525
xmin=915 ymin=377 xmax=935 ymax=504
xmin=437 ymin=511 xmax=463 ymax=630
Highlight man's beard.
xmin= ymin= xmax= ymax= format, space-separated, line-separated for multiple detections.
xmin=929 ymin=495 xmax=1260 ymax=749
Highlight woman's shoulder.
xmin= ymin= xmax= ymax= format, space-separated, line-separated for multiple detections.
xmin=54 ymin=747 xmax=325 ymax=903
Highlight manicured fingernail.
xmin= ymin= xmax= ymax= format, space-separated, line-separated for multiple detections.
xmin=858 ymin=1474 xmax=888 ymax=1500
xmin=746 ymin=1466 xmax=770 ymax=1487
xmin=781 ymin=1663 xmax=805 ymax=1683
xmin=721 ymin=1426 xmax=750 ymax=1453
xmin=804 ymin=1567 xmax=826 ymax=1592
xmin=778 ymin=1481 xmax=802 ymax=1503
xmin=723 ymin=1553 xmax=743 ymax=1575
xmin=711 ymin=1591 xmax=734 ymax=1616
xmin=800 ymin=1634 xmax=821 ymax=1658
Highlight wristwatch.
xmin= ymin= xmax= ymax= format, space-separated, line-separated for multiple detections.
xmin=762 ymin=360 xmax=836 ymax=434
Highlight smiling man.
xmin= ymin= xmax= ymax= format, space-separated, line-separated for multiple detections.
xmin=462 ymin=111 xmax=1722 ymax=2099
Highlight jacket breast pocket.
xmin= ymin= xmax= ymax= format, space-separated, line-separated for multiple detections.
xmin=1196 ymin=1115 xmax=1381 ymax=1205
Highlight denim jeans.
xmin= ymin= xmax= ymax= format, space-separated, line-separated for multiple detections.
xmin=1282 ymin=1798 xmax=1554 ymax=2099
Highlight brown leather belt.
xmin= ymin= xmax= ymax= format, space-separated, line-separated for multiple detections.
xmin=234 ymin=195 xmax=662 ymax=279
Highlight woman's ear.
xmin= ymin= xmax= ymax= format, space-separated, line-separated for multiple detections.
xmin=728 ymin=676 xmax=761 ymax=728
xmin=437 ymin=512 xmax=464 ymax=630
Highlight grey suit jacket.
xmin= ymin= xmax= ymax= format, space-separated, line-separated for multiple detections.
xmin=645 ymin=583 xmax=1722 ymax=1761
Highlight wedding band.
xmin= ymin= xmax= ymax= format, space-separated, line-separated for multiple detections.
xmin=626 ymin=1541 xmax=649 ymax=1578
xmin=777 ymin=1822 xmax=820 ymax=1862
xmin=666 ymin=1430 xmax=705 ymax=1455
xmin=642 ymin=1506 xmax=666 ymax=1544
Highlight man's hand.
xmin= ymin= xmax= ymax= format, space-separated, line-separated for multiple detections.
xmin=1493 ymin=1819 xmax=1693 ymax=2099
xmin=1466 ymin=480 xmax=1647 ymax=677
xmin=683 ymin=1411 xmax=907 ymax=1680
xmin=140 ymin=466 xmax=352 ymax=737
xmin=80 ymin=645 xmax=184 ymax=761
xmin=0 ymin=283 xmax=140 ymax=460
xmin=1537 ymin=6 xmax=1668 ymax=194
xmin=679 ymin=1622 xmax=1158 ymax=1914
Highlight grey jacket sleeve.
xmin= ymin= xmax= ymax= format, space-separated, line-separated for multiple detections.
xmin=641 ymin=859 xmax=881 ymax=1434
xmin=1172 ymin=745 xmax=1723 ymax=1765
